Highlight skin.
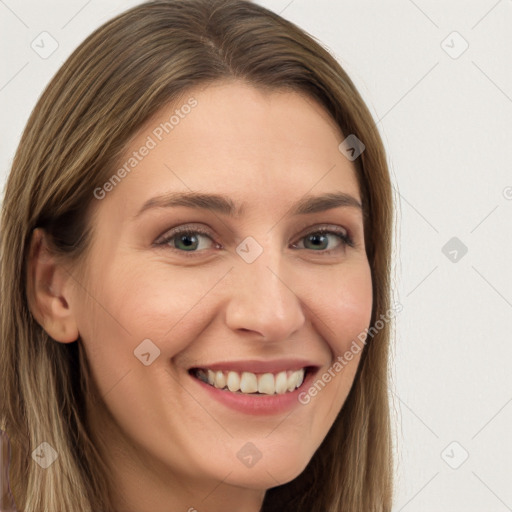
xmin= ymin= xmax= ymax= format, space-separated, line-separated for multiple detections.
xmin=28 ymin=80 xmax=373 ymax=512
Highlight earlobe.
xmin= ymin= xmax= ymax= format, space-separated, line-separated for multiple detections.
xmin=26 ymin=228 xmax=79 ymax=343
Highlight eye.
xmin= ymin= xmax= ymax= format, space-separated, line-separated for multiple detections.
xmin=154 ymin=225 xmax=217 ymax=254
xmin=291 ymin=226 xmax=354 ymax=253
xmin=153 ymin=224 xmax=354 ymax=256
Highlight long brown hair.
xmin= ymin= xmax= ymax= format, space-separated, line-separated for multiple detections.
xmin=0 ymin=1 xmax=395 ymax=510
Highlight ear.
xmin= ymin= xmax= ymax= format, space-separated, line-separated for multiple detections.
xmin=26 ymin=228 xmax=79 ymax=343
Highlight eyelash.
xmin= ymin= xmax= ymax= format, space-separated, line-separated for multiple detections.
xmin=154 ymin=224 xmax=355 ymax=257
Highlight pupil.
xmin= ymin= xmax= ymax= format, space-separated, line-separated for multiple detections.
xmin=308 ymin=233 xmax=326 ymax=249
xmin=178 ymin=234 xmax=197 ymax=250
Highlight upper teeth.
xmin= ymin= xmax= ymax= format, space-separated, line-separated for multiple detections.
xmin=195 ymin=368 xmax=305 ymax=395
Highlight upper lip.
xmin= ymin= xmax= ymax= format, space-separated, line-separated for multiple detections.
xmin=189 ymin=358 xmax=320 ymax=375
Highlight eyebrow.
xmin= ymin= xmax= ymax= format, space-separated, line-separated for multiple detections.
xmin=134 ymin=191 xmax=363 ymax=219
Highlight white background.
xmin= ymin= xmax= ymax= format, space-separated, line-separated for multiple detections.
xmin=1 ymin=1 xmax=511 ymax=510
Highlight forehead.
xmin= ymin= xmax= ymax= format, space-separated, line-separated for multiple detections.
xmin=100 ymin=80 xmax=361 ymax=216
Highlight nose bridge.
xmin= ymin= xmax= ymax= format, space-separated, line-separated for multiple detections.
xmin=224 ymin=234 xmax=306 ymax=340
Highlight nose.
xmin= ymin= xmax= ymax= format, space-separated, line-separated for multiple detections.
xmin=224 ymin=246 xmax=306 ymax=342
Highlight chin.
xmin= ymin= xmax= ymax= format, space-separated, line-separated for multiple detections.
xmin=212 ymin=445 xmax=312 ymax=490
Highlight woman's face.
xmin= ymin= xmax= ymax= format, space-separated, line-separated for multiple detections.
xmin=69 ymin=80 xmax=372 ymax=508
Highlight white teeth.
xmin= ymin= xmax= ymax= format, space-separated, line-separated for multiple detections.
xmin=195 ymin=368 xmax=306 ymax=395
xmin=240 ymin=372 xmax=258 ymax=393
xmin=227 ymin=371 xmax=240 ymax=392
xmin=275 ymin=371 xmax=288 ymax=394
xmin=287 ymin=371 xmax=299 ymax=391
xmin=296 ymin=370 xmax=304 ymax=388
xmin=257 ymin=373 xmax=275 ymax=395
xmin=214 ymin=370 xmax=226 ymax=389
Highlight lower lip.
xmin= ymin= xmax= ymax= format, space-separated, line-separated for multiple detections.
xmin=188 ymin=369 xmax=316 ymax=416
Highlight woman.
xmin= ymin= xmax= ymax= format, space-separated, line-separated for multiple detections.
xmin=0 ymin=0 xmax=395 ymax=510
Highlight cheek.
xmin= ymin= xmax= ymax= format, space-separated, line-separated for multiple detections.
xmin=77 ymin=260 xmax=226 ymax=366
xmin=297 ymin=261 xmax=372 ymax=419
xmin=309 ymin=259 xmax=373 ymax=354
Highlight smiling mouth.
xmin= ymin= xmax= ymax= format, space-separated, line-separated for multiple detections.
xmin=189 ymin=367 xmax=314 ymax=395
